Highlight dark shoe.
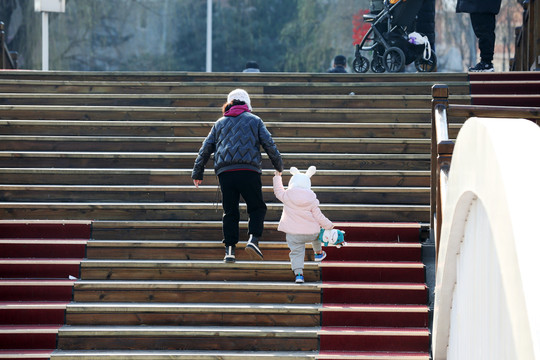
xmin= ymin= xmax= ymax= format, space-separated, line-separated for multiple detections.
xmin=469 ymin=61 xmax=494 ymax=72
xmin=224 ymin=245 xmax=236 ymax=263
xmin=245 ymin=235 xmax=264 ymax=260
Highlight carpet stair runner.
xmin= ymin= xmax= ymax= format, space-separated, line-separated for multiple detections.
xmin=468 ymin=71 xmax=540 ymax=107
xmin=0 ymin=221 xmax=91 ymax=360
xmin=318 ymin=224 xmax=429 ymax=359
xmin=1 ymin=70 xmax=534 ymax=359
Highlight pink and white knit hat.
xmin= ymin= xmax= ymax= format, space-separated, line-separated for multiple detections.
xmin=227 ymin=88 xmax=252 ymax=111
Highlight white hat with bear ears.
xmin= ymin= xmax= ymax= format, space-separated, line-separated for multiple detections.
xmin=288 ymin=166 xmax=316 ymax=190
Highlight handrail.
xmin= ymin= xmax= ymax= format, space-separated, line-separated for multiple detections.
xmin=430 ymin=85 xmax=454 ymax=259
xmin=449 ymin=104 xmax=540 ymax=125
xmin=430 ymin=84 xmax=540 ymax=258
xmin=432 ymin=116 xmax=540 ymax=359
xmin=0 ymin=21 xmax=18 ymax=70
xmin=512 ymin=0 xmax=539 ymax=71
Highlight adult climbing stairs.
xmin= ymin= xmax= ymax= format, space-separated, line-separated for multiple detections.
xmin=5 ymin=70 xmax=533 ymax=359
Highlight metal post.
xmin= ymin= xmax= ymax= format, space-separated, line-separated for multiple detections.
xmin=206 ymin=0 xmax=212 ymax=72
xmin=42 ymin=11 xmax=49 ymax=71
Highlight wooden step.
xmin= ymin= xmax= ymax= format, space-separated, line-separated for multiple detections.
xmin=65 ymin=303 xmax=319 ymax=327
xmin=0 ymin=93 xmax=470 ymax=108
xmin=0 ymin=105 xmax=435 ymax=123
xmin=321 ymin=304 xmax=428 ymax=327
xmin=0 ymin=151 xmax=430 ymax=170
xmin=318 ymin=326 xmax=430 ymax=352
xmin=0 ymin=259 xmax=82 ymax=279
xmin=0 ymin=78 xmax=470 ymax=95
xmin=0 ymin=184 xmax=429 ymax=205
xmin=73 ymin=280 xmax=320 ymax=304
xmin=317 ymin=351 xmax=430 ymax=359
xmin=0 ymin=325 xmax=60 ymax=350
xmin=0 ymin=302 xmax=68 ymax=325
xmin=467 ymin=71 xmax=540 ymax=81
xmin=0 ymin=69 xmax=469 ymax=83
xmin=0 ymin=239 xmax=87 ymax=258
xmin=0 ymin=201 xmax=430 ymax=223
xmin=79 ymin=260 xmax=320 ymax=282
xmin=87 ymin=220 xmax=428 ymax=241
xmin=0 ymin=120 xmax=464 ymax=138
xmin=50 ymin=350 xmax=318 ymax=359
xmin=0 ymin=135 xmax=431 ymax=154
xmin=86 ymin=241 xmax=295 ymax=261
xmin=56 ymin=325 xmax=318 ymax=351
xmin=52 ymin=350 xmax=428 ymax=360
xmin=0 ymin=168 xmax=431 ymax=187
xmin=321 ymin=282 xmax=427 ymax=305
xmin=0 ymin=280 xmax=75 ymax=301
xmin=85 ymin=240 xmax=422 ymax=262
xmin=0 ymin=349 xmax=53 ymax=360
xmin=0 ymin=220 xmax=91 ymax=239
xmin=320 ymin=261 xmax=425 ymax=283
xmin=471 ymin=94 xmax=540 ymax=107
xmin=470 ymin=80 xmax=540 ymax=94
xmin=90 ymin=220 xmax=281 ymax=241
xmin=337 ymin=223 xmax=424 ymax=242
xmin=77 ymin=259 xmax=424 ymax=283
xmin=323 ymin=242 xmax=422 ymax=262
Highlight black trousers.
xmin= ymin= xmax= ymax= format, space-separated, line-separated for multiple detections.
xmin=218 ymin=170 xmax=267 ymax=247
xmin=470 ymin=13 xmax=496 ymax=63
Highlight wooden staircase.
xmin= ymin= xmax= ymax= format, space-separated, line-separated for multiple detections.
xmin=0 ymin=71 xmax=471 ymax=359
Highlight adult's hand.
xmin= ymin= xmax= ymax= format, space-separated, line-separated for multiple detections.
xmin=193 ymin=179 xmax=202 ymax=188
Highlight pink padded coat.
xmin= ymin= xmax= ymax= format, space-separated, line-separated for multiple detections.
xmin=273 ymin=175 xmax=333 ymax=234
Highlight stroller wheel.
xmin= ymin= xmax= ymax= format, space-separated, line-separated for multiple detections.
xmin=383 ymin=47 xmax=406 ymax=73
xmin=353 ymin=56 xmax=370 ymax=73
xmin=371 ymin=55 xmax=385 ymax=73
xmin=415 ymin=52 xmax=437 ymax=72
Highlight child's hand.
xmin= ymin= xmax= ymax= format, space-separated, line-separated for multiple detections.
xmin=275 ymin=171 xmax=282 ymax=176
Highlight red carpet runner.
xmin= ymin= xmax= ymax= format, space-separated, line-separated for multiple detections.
xmin=0 ymin=221 xmax=91 ymax=360
xmin=318 ymin=223 xmax=430 ymax=360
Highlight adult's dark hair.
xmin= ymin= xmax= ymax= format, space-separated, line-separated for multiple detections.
xmin=334 ymin=55 xmax=346 ymax=66
xmin=222 ymin=99 xmax=246 ymax=114
xmin=245 ymin=61 xmax=259 ymax=69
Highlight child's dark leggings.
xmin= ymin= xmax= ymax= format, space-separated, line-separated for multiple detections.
xmin=218 ymin=170 xmax=267 ymax=247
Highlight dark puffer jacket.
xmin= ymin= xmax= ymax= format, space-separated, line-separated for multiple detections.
xmin=456 ymin=0 xmax=502 ymax=14
xmin=192 ymin=111 xmax=283 ymax=180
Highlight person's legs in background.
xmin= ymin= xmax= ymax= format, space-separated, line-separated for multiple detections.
xmin=469 ymin=12 xmax=496 ymax=71
xmin=415 ymin=0 xmax=436 ymax=51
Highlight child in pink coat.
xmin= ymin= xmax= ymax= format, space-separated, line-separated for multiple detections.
xmin=273 ymin=166 xmax=334 ymax=283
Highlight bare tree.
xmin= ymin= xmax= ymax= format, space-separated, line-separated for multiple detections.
xmin=435 ymin=0 xmax=522 ymax=71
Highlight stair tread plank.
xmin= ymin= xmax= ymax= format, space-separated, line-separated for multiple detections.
xmin=50 ymin=350 xmax=318 ymax=359
xmin=58 ymin=325 xmax=319 ymax=337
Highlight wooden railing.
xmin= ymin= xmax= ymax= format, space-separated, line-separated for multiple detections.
xmin=512 ymin=0 xmax=539 ymax=71
xmin=0 ymin=21 xmax=18 ymax=70
xmin=430 ymin=84 xmax=540 ymax=256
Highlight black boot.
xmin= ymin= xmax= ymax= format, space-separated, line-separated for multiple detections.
xmin=224 ymin=245 xmax=236 ymax=263
xmin=245 ymin=235 xmax=263 ymax=260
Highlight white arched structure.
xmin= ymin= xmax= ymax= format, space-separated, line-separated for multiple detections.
xmin=432 ymin=117 xmax=540 ymax=359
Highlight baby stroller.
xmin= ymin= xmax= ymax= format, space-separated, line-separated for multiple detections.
xmin=353 ymin=0 xmax=437 ymax=73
